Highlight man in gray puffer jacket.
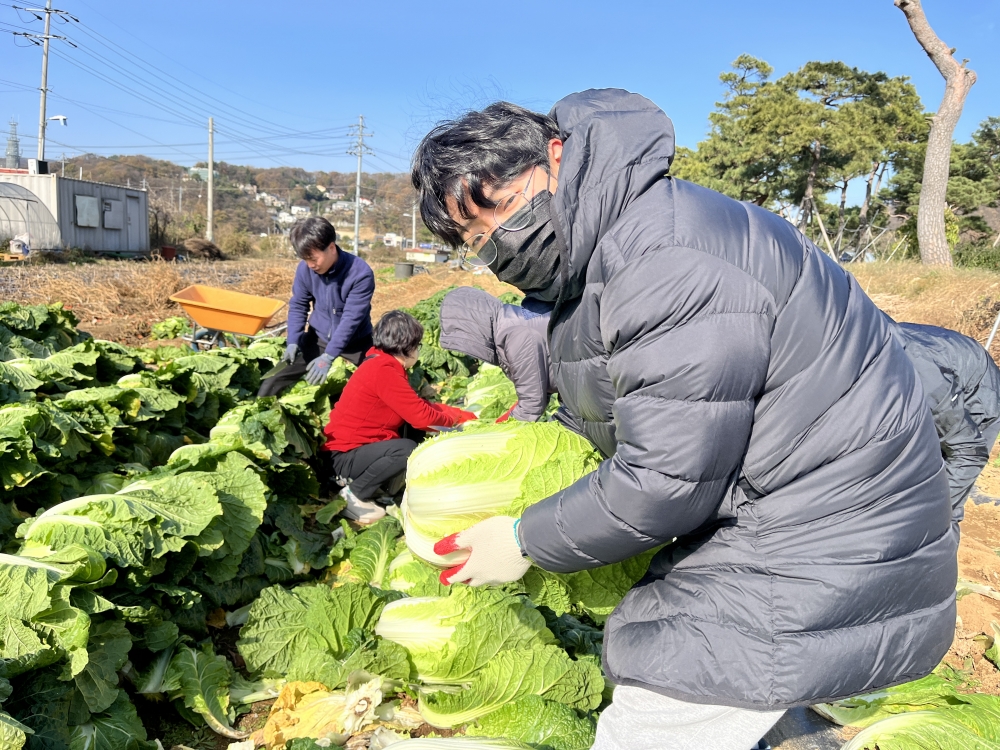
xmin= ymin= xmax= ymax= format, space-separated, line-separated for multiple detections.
xmin=895 ymin=321 xmax=1000 ymax=523
xmin=439 ymin=286 xmax=554 ymax=422
xmin=413 ymin=89 xmax=955 ymax=749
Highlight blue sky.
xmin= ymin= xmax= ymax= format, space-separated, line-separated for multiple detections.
xmin=1 ymin=0 xmax=997 ymax=183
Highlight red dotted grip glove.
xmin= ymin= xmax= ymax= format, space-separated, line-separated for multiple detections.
xmin=496 ymin=402 xmax=518 ymax=423
xmin=455 ymin=409 xmax=478 ymax=424
xmin=433 ymin=516 xmax=531 ymax=586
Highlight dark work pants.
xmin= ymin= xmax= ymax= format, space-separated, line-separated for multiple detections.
xmin=327 ymin=438 xmax=417 ymax=501
xmin=258 ymin=328 xmax=372 ymax=398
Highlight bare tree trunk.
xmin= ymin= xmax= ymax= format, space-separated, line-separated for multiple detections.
xmin=854 ymin=162 xmax=880 ymax=249
xmin=835 ymin=179 xmax=849 ymax=254
xmin=895 ymin=0 xmax=976 ymax=266
xmin=798 ymin=140 xmax=822 ymax=232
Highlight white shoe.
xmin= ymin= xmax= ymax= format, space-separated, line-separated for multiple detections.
xmin=339 ymin=485 xmax=387 ymax=524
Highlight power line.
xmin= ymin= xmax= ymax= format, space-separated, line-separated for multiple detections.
xmin=4 ymin=15 xmax=405 ymax=173
xmin=14 ymin=15 xmax=334 ymax=160
xmin=56 ymin=17 xmax=346 ymax=142
xmin=46 ymin=47 xmax=338 ymax=168
xmin=68 ymin=0 xmax=335 ymax=126
xmin=4 ymin=9 xmax=376 ymax=170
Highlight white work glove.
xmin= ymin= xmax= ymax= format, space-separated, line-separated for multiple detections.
xmin=434 ymin=516 xmax=531 ymax=586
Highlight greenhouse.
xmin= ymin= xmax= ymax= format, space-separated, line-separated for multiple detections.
xmin=0 ymin=181 xmax=61 ymax=252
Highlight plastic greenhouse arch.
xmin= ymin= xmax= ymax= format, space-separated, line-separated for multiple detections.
xmin=0 ymin=182 xmax=61 ymax=252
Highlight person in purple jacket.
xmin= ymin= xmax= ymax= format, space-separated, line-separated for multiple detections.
xmin=259 ymin=217 xmax=375 ymax=397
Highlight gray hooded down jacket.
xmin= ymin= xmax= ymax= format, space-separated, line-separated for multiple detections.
xmin=896 ymin=321 xmax=1000 ymax=520
xmin=439 ymin=287 xmax=554 ymax=421
xmin=517 ymin=89 xmax=956 ymax=709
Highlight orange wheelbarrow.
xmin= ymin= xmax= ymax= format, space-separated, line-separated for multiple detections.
xmin=169 ymin=284 xmax=287 ymax=351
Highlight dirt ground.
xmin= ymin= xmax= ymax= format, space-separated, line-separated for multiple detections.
xmin=947 ymin=495 xmax=1000 ymax=695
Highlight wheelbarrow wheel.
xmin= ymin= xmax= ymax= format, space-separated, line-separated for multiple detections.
xmin=190 ymin=328 xmax=219 ymax=351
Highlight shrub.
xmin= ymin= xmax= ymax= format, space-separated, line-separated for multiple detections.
xmin=219 ymin=230 xmax=255 ymax=257
xmin=954 ymin=238 xmax=1000 ymax=272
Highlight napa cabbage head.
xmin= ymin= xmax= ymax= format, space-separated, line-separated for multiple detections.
xmin=403 ymin=422 xmax=599 ymax=565
xmin=463 ymin=365 xmax=517 ymax=420
xmin=374 ymin=587 xmax=554 ymax=683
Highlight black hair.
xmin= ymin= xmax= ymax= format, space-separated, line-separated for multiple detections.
xmin=289 ymin=216 xmax=337 ymax=259
xmin=373 ymin=310 xmax=424 ymax=357
xmin=411 ymin=102 xmax=559 ymax=248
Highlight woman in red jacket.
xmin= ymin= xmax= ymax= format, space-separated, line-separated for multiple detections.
xmin=322 ymin=309 xmax=476 ymax=522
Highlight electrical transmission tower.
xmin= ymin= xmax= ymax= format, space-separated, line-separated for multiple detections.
xmin=5 ymin=120 xmax=21 ymax=169
xmin=347 ymin=115 xmax=373 ymax=255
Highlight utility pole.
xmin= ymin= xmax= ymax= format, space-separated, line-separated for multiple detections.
xmin=14 ymin=2 xmax=78 ymax=163
xmin=206 ymin=117 xmax=214 ymax=242
xmin=411 ymin=201 xmax=417 ymax=251
xmin=347 ymin=115 xmax=372 ymax=255
xmin=36 ymin=0 xmax=51 ymax=161
xmin=60 ymin=151 xmax=65 ymax=176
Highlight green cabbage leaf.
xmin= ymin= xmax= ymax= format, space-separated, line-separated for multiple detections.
xmin=465 ymin=695 xmax=596 ymax=750
xmin=417 ymin=645 xmax=603 ymax=728
xmin=375 ymin=587 xmax=553 ymax=684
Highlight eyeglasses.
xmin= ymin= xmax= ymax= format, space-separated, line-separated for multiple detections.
xmin=459 ymin=168 xmax=544 ymax=268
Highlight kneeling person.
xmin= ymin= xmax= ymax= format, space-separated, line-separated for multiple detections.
xmin=321 ymin=310 xmax=476 ymax=522
xmin=259 ymin=216 xmax=375 ymax=397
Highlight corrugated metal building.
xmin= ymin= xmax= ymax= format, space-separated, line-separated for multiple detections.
xmin=0 ymin=172 xmax=149 ymax=253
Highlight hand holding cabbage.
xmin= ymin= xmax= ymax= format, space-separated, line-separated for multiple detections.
xmin=402 ymin=421 xmax=656 ymax=618
xmin=433 ymin=516 xmax=530 ymax=586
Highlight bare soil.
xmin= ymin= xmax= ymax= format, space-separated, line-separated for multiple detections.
xmin=946 ymin=496 xmax=1000 ymax=695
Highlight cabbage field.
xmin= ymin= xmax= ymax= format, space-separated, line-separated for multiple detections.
xmin=0 ymin=292 xmax=640 ymax=750
xmin=4 ymin=291 xmax=999 ymax=750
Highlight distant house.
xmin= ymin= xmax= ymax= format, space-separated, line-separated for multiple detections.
xmin=326 ymin=201 xmax=355 ymax=212
xmin=383 ymin=232 xmax=404 ymax=248
xmin=276 ymin=211 xmax=296 ymax=225
xmin=258 ymin=192 xmax=285 ymax=208
xmin=290 ymin=205 xmax=310 ymax=216
xmin=327 ymin=191 xmax=345 ymax=200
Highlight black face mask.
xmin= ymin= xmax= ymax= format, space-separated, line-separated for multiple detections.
xmin=489 ymin=190 xmax=565 ymax=302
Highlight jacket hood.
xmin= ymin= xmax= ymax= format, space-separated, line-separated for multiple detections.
xmin=548 ymin=89 xmax=675 ymax=301
xmin=438 ymin=287 xmax=501 ymax=365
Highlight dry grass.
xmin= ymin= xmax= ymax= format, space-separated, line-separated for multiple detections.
xmin=6 ymin=257 xmax=998 ymax=351
xmin=0 ymin=257 xmax=517 ymax=345
xmin=1 ymin=258 xmax=298 ymax=344
xmin=849 ymin=261 xmax=1000 ymax=359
